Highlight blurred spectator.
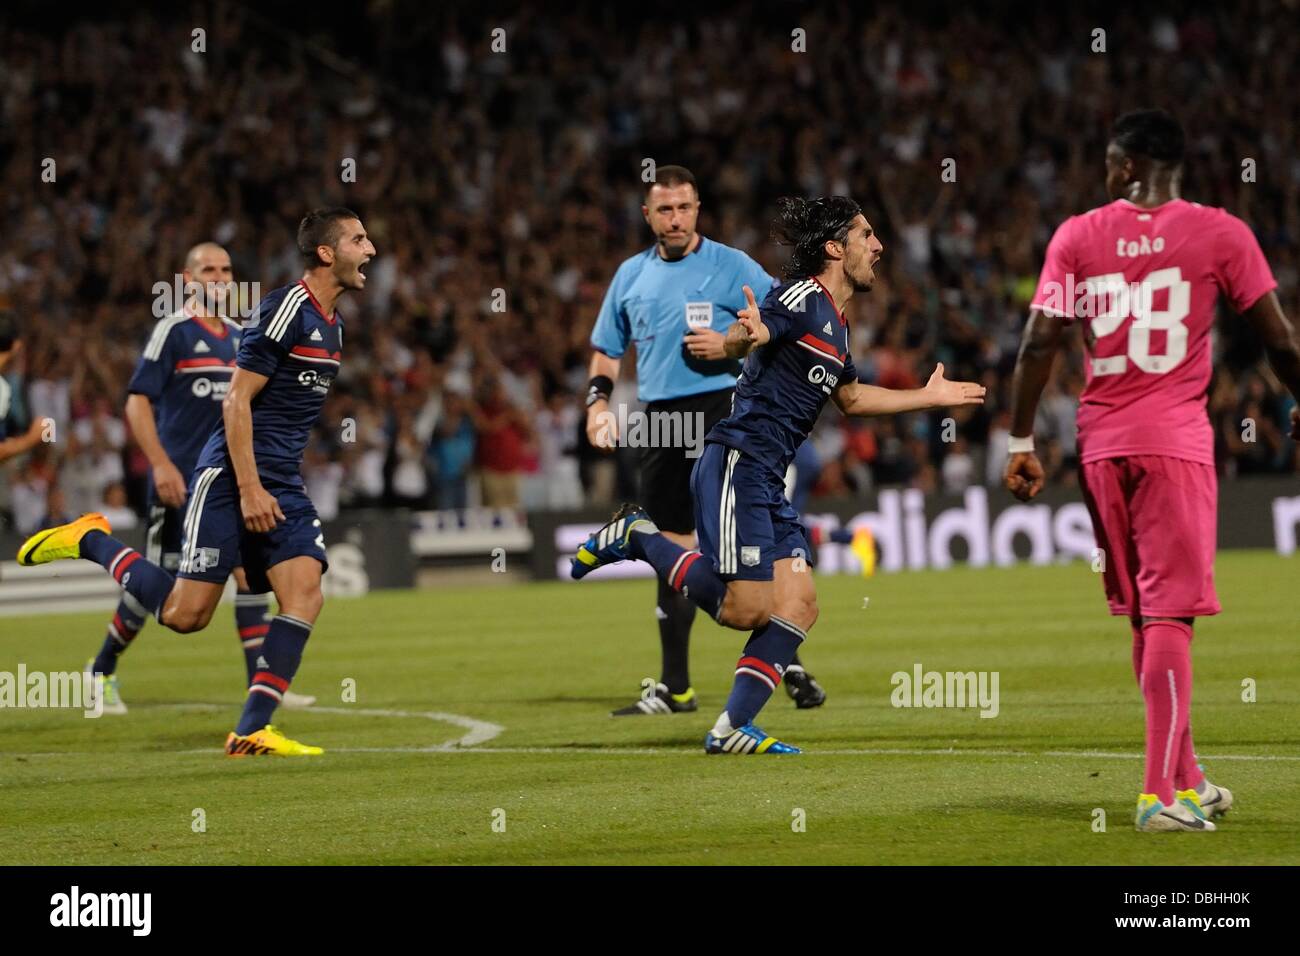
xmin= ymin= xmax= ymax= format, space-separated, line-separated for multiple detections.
xmin=99 ymin=482 xmax=138 ymax=530
xmin=431 ymin=390 xmax=476 ymax=509
xmin=473 ymin=379 xmax=533 ymax=508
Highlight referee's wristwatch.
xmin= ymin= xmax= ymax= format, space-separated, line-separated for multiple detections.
xmin=586 ymin=375 xmax=614 ymax=407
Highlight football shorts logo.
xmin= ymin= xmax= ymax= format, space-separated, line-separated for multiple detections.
xmin=685 ymin=301 xmax=713 ymax=330
xmin=740 ymin=546 xmax=761 ymax=567
xmin=189 ymin=547 xmax=221 ymax=572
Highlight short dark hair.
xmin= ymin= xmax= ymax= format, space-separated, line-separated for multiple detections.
xmin=298 ymin=207 xmax=361 ymax=267
xmin=1111 ymin=109 xmax=1185 ymax=165
xmin=771 ymin=196 xmax=862 ymax=280
xmin=644 ymin=165 xmax=697 ymax=200
xmin=0 ymin=310 xmax=18 ymax=353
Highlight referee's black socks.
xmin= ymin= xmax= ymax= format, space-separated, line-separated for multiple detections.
xmin=656 ymin=577 xmax=696 ymax=696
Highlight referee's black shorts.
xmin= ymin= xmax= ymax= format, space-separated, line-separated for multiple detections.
xmin=638 ymin=387 xmax=734 ymax=534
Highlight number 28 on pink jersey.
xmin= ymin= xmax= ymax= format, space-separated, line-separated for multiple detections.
xmin=1030 ymin=198 xmax=1276 ymax=466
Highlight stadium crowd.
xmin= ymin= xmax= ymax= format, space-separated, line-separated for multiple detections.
xmin=1 ymin=2 xmax=1297 ymax=532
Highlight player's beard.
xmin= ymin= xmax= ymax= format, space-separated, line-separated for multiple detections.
xmin=849 ymin=263 xmax=874 ymax=293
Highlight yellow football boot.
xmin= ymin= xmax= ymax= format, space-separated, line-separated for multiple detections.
xmin=225 ymin=724 xmax=324 ymax=757
xmin=17 ymin=512 xmax=111 ymax=565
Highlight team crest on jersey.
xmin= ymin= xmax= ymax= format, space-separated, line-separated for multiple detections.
xmin=741 ymin=546 xmax=761 ymax=567
xmin=685 ymin=301 xmax=713 ymax=330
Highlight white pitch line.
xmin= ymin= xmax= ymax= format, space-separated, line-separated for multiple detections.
xmin=3 ymin=702 xmax=1295 ymax=762
xmin=158 ymin=703 xmax=504 ymax=752
xmin=313 ymin=745 xmax=1300 ymax=762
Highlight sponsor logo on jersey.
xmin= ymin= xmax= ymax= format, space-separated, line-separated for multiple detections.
xmin=194 ymin=340 xmax=210 ymax=353
xmin=309 ymin=328 xmax=324 ymax=342
xmin=822 ymin=321 xmax=833 ymax=335
xmin=297 ymin=368 xmax=334 ymax=392
xmin=190 ymin=378 xmax=231 ymax=399
xmin=807 ymin=365 xmax=839 ymax=393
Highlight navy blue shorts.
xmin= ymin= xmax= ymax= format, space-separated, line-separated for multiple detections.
xmin=144 ymin=498 xmax=184 ymax=573
xmin=691 ymin=442 xmax=808 ymax=582
xmin=176 ymin=465 xmax=328 ymax=593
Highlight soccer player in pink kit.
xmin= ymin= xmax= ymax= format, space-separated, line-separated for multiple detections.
xmin=1004 ymin=109 xmax=1300 ymax=832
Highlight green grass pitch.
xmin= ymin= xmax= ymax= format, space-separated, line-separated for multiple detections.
xmin=1 ymin=550 xmax=1297 ymax=865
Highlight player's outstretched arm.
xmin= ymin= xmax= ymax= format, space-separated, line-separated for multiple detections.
xmin=0 ymin=417 xmax=44 ymax=464
xmin=1003 ymin=309 xmax=1065 ymax=501
xmin=830 ymin=363 xmax=985 ymax=417
xmin=124 ymin=393 xmax=187 ymax=507
xmin=1242 ymin=291 xmax=1300 ymax=440
xmin=723 ymin=285 xmax=771 ymax=359
xmin=222 ymin=367 xmax=284 ymax=533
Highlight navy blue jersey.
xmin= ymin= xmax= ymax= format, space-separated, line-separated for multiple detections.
xmin=706 ymin=277 xmax=858 ymax=479
xmin=196 ymin=281 xmax=343 ymax=482
xmin=127 ymin=311 xmax=242 ymax=479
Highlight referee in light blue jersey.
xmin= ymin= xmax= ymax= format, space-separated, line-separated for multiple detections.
xmin=585 ymin=165 xmax=826 ymax=716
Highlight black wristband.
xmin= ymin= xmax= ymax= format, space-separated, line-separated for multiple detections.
xmin=586 ymin=375 xmax=614 ymax=406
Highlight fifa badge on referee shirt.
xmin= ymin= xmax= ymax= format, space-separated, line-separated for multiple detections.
xmin=685 ymin=302 xmax=713 ymax=330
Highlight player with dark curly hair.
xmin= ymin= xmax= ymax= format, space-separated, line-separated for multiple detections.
xmin=571 ymin=198 xmax=986 ymax=754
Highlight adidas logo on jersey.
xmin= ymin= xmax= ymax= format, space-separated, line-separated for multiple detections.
xmin=194 ymin=340 xmax=210 ymax=353
xmin=309 ymin=328 xmax=324 ymax=342
xmin=822 ymin=321 xmax=833 ymax=335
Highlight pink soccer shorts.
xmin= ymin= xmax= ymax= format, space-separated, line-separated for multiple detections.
xmin=1078 ymin=455 xmax=1221 ymax=619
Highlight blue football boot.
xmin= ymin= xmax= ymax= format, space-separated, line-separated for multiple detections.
xmin=705 ymin=722 xmax=801 ymax=754
xmin=570 ymin=503 xmax=657 ymax=579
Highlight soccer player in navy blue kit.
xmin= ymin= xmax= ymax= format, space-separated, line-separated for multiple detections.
xmin=20 ymin=209 xmax=374 ymax=756
xmin=573 ymin=197 xmax=985 ymax=753
xmin=588 ymin=166 xmax=827 ymax=715
xmin=81 ymin=243 xmax=315 ymax=715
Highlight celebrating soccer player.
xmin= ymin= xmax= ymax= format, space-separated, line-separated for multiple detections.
xmin=81 ymin=243 xmax=315 ymax=715
xmin=19 ymin=208 xmax=374 ymax=756
xmin=587 ymin=165 xmax=827 ymax=716
xmin=1003 ymin=109 xmax=1300 ymax=831
xmin=572 ymin=197 xmax=985 ymax=753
